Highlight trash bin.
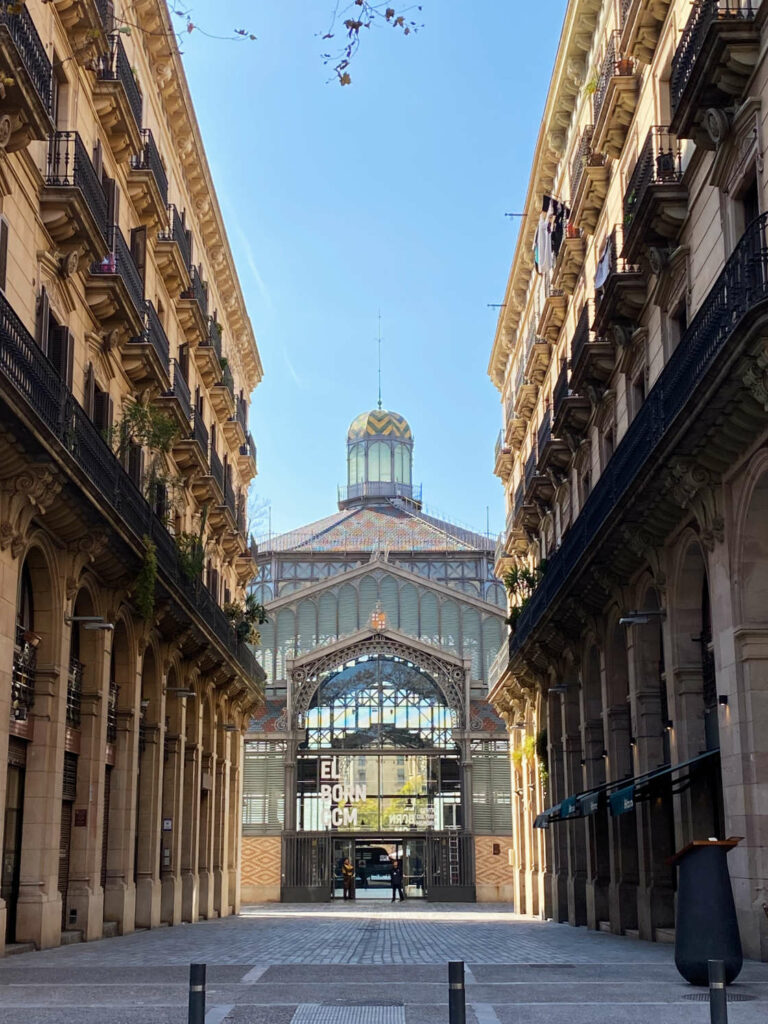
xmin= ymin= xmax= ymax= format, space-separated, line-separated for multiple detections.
xmin=669 ymin=837 xmax=743 ymax=986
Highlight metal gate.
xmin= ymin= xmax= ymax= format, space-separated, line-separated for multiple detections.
xmin=101 ymin=765 xmax=112 ymax=890
xmin=282 ymin=834 xmax=332 ymax=901
xmin=59 ymin=752 xmax=77 ymax=930
xmin=2 ymin=744 xmax=26 ymax=943
xmin=425 ymin=833 xmax=475 ymax=901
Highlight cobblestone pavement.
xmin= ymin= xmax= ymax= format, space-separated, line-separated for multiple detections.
xmin=0 ymin=902 xmax=767 ymax=1023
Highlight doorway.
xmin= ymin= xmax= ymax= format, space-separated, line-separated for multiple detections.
xmin=2 ymin=759 xmax=25 ymax=943
xmin=331 ymin=836 xmax=426 ymax=899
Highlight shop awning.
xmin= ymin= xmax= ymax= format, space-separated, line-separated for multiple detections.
xmin=534 ymin=749 xmax=719 ymax=828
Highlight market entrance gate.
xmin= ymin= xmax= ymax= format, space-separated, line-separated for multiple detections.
xmin=281 ymin=832 xmax=475 ymax=902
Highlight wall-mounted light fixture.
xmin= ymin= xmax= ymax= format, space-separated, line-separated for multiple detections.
xmin=549 ymin=683 xmax=572 ymax=695
xmin=579 ymin=758 xmax=586 ymax=767
xmin=166 ymin=687 xmax=196 ymax=699
xmin=630 ymin=736 xmax=637 ymax=746
xmin=65 ymin=615 xmax=114 ymax=631
xmin=601 ymin=749 xmax=608 ymax=759
xmin=513 ymin=719 xmax=527 ymax=729
xmin=619 ymin=609 xmax=666 ymax=626
xmin=223 ymin=723 xmax=238 ymax=732
xmin=664 ymin=719 xmax=674 ymax=732
xmin=718 ymin=695 xmax=729 ymax=707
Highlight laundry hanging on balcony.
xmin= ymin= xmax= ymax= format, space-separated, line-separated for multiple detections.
xmin=534 ymin=196 xmax=570 ymax=273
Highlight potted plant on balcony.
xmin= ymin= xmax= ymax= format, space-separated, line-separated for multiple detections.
xmin=222 ymin=592 xmax=267 ymax=644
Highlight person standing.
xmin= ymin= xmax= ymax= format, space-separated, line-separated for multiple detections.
xmin=342 ymin=857 xmax=356 ymax=900
xmin=390 ymin=859 xmax=405 ymax=902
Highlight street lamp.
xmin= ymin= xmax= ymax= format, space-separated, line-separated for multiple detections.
xmin=619 ymin=610 xmax=666 ymax=626
xmin=65 ymin=615 xmax=114 ymax=631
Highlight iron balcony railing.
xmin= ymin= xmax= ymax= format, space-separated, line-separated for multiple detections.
xmin=168 ymin=359 xmax=191 ymax=422
xmin=515 ymin=357 xmax=526 ymax=393
xmin=98 ymin=33 xmax=142 ymax=128
xmin=132 ymin=299 xmax=170 ymax=374
xmin=45 ymin=132 xmax=108 ymax=240
xmin=624 ymin=126 xmax=682 ymax=232
xmin=224 ymin=474 xmax=236 ymax=516
xmin=512 ymin=212 xmax=768 ymax=654
xmin=240 ymin=432 xmax=256 ymax=463
xmin=191 ymin=410 xmax=208 ymax=458
xmin=552 ymin=359 xmax=569 ymax=420
xmin=537 ymin=409 xmax=552 ymax=454
xmin=670 ymin=0 xmax=758 ymax=117
xmin=96 ymin=0 xmax=114 ymax=32
xmin=570 ymin=303 xmax=592 ymax=367
xmin=236 ymin=494 xmax=247 ymax=536
xmin=495 ymin=428 xmax=504 ymax=462
xmin=593 ymin=31 xmax=635 ymax=127
xmin=204 ymin=318 xmax=223 ymax=360
xmin=220 ymin=362 xmax=234 ymax=398
xmin=0 ymin=1 xmax=53 ymax=114
xmin=130 ymin=128 xmax=168 ymax=207
xmin=338 ymin=482 xmax=422 ymax=503
xmin=92 ymin=224 xmax=145 ymax=315
xmin=182 ymin=265 xmax=209 ymax=318
xmin=570 ymin=125 xmax=596 ymax=200
xmin=209 ymin=444 xmax=224 ymax=491
xmin=524 ymin=448 xmax=538 ymax=490
xmin=107 ymin=681 xmax=118 ymax=743
xmin=514 ymin=480 xmax=525 ymax=515
xmin=66 ymin=658 xmax=83 ymax=728
xmin=596 ymin=226 xmax=639 ymax=289
xmin=158 ymin=204 xmax=192 ymax=269
xmin=235 ymin=396 xmax=248 ymax=433
xmin=620 ymin=0 xmax=633 ymax=27
xmin=11 ymin=624 xmax=36 ymax=722
xmin=0 ymin=291 xmax=261 ymax=684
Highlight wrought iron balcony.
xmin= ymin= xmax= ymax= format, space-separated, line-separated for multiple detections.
xmin=89 ymin=224 xmax=145 ymax=333
xmin=670 ymin=0 xmax=760 ymax=144
xmin=592 ymin=30 xmax=639 ymax=159
xmin=42 ymin=132 xmax=109 ymax=261
xmin=66 ymin=658 xmax=84 ymax=728
xmin=209 ymin=444 xmax=224 ymax=494
xmin=223 ymin=474 xmax=236 ymax=517
xmin=158 ymin=358 xmax=192 ymax=427
xmin=338 ymin=482 xmax=422 ymax=507
xmin=194 ymin=318 xmax=223 ymax=387
xmin=156 ymin=204 xmax=192 ymax=296
xmin=552 ymin=357 xmax=590 ymax=441
xmin=225 ymin=394 xmax=248 ymax=448
xmin=593 ymin=227 xmax=645 ymax=338
xmin=107 ymin=681 xmax=118 ymax=744
xmin=512 ymin=211 xmax=768 ymax=657
xmin=536 ymin=281 xmax=567 ymax=346
xmin=129 ymin=129 xmax=169 ymax=225
xmin=125 ymin=300 xmax=170 ymax=388
xmin=237 ymin=432 xmax=258 ymax=477
xmin=11 ymin=625 xmax=36 ymax=722
xmin=236 ymin=493 xmax=247 ymax=537
xmin=95 ymin=33 xmax=143 ymax=157
xmin=537 ymin=410 xmax=552 ymax=456
xmin=178 ymin=265 xmax=209 ymax=342
xmin=0 ymin=290 xmax=261 ymax=687
xmin=552 ymin=226 xmax=586 ymax=295
xmin=0 ymin=1 xmax=53 ymax=150
xmin=570 ymin=301 xmax=613 ymax=394
xmin=50 ymin=0 xmax=110 ymax=66
xmin=212 ymin=361 xmax=236 ymax=420
xmin=96 ymin=0 xmax=114 ymax=31
xmin=569 ymin=125 xmax=609 ymax=235
xmin=623 ymin=127 xmax=686 ymax=263
xmin=494 ymin=428 xmax=513 ymax=480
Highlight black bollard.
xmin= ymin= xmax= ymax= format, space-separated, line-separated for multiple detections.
xmin=448 ymin=960 xmax=466 ymax=1024
xmin=708 ymin=959 xmax=728 ymax=1024
xmin=188 ymin=962 xmax=206 ymax=1024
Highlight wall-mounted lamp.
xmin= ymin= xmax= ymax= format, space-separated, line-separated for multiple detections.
xmin=513 ymin=719 xmax=527 ymax=729
xmin=619 ymin=610 xmax=666 ymax=626
xmin=601 ymin=749 xmax=608 ymax=759
xmin=718 ymin=695 xmax=729 ymax=707
xmin=223 ymin=723 xmax=238 ymax=732
xmin=579 ymin=758 xmax=586 ymax=767
xmin=167 ymin=687 xmax=196 ymax=699
xmin=664 ymin=719 xmax=674 ymax=731
xmin=630 ymin=736 xmax=637 ymax=746
xmin=22 ymin=630 xmax=42 ymax=649
xmin=549 ymin=683 xmax=571 ymax=695
xmin=65 ymin=615 xmax=114 ymax=631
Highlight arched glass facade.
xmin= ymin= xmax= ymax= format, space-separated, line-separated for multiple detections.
xmin=394 ymin=444 xmax=411 ymax=484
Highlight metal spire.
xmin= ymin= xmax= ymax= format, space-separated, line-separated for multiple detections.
xmin=377 ymin=311 xmax=383 ymax=410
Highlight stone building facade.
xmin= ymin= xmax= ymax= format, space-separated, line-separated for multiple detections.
xmin=241 ymin=410 xmax=514 ymax=903
xmin=0 ymin=0 xmax=263 ymax=953
xmin=488 ymin=0 xmax=768 ymax=960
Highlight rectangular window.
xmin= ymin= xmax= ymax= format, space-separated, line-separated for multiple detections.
xmin=0 ymin=217 xmax=8 ymax=293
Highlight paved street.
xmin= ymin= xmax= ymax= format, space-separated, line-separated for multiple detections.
xmin=1 ymin=903 xmax=767 ymax=1023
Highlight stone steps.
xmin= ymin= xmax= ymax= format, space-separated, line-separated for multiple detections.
xmin=4 ymin=942 xmax=35 ymax=956
xmin=60 ymin=930 xmax=83 ymax=946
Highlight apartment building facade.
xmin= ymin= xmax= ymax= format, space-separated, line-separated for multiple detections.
xmin=0 ymin=0 xmax=263 ymax=952
xmin=488 ymin=0 xmax=768 ymax=959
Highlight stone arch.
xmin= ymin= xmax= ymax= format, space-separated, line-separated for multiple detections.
xmin=16 ymin=534 xmax=61 ymax=675
xmin=738 ymin=467 xmax=768 ymax=623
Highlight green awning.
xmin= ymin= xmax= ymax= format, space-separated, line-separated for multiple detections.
xmin=579 ymin=791 xmax=600 ymax=816
xmin=560 ymin=795 xmax=581 ymax=819
xmin=609 ymin=785 xmax=635 ymax=817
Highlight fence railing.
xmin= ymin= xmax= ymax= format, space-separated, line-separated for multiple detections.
xmin=131 ymin=128 xmax=168 ymax=207
xmin=11 ymin=625 xmax=36 ymax=722
xmin=98 ymin=33 xmax=142 ymax=127
xmin=182 ymin=265 xmax=209 ymax=319
xmin=92 ymin=225 xmax=145 ymax=315
xmin=0 ymin=1 xmax=52 ymax=114
xmin=66 ymin=658 xmax=83 ymax=728
xmin=624 ymin=126 xmax=682 ymax=232
xmin=45 ymin=132 xmax=108 ymax=240
xmin=133 ymin=299 xmax=170 ymax=373
xmin=158 ymin=204 xmax=192 ymax=269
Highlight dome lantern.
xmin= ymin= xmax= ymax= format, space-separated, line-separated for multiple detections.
xmin=340 ymin=409 xmax=419 ymax=510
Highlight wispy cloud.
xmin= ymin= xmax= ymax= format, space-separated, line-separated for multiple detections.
xmin=283 ymin=349 xmax=305 ymax=389
xmin=232 ymin=223 xmax=273 ymax=312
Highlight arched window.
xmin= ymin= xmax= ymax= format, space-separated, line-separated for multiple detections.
xmin=368 ymin=441 xmax=391 ymax=482
xmin=17 ymin=562 xmax=33 ymax=632
xmin=348 ymin=443 xmax=365 ymax=485
xmin=393 ymin=444 xmax=411 ymax=484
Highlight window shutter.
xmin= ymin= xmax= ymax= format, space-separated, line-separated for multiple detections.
xmin=130 ymin=226 xmax=146 ymax=283
xmin=48 ymin=326 xmax=74 ymax=388
xmin=242 ymin=744 xmax=285 ymax=834
xmin=127 ymin=443 xmax=144 ymax=489
xmin=103 ymin=177 xmax=119 ymax=226
xmin=36 ymin=287 xmax=50 ymax=354
xmin=93 ymin=389 xmax=113 ymax=433
xmin=84 ymin=363 xmax=95 ymax=418
xmin=93 ymin=140 xmax=103 ymax=182
xmin=0 ymin=218 xmax=8 ymax=293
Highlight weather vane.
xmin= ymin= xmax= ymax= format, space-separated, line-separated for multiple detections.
xmin=377 ymin=310 xmax=383 ymax=410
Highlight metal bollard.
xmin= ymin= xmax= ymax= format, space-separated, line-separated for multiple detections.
xmin=708 ymin=959 xmax=728 ymax=1024
xmin=448 ymin=960 xmax=466 ymax=1024
xmin=188 ymin=962 xmax=206 ymax=1024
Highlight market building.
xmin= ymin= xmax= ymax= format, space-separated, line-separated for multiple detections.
xmin=488 ymin=0 xmax=768 ymax=960
xmin=241 ymin=409 xmax=513 ymax=902
xmin=0 ymin=0 xmax=263 ymax=953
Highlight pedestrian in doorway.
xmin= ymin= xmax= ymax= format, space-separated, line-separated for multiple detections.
xmin=342 ymin=857 xmax=356 ymax=900
xmin=390 ymin=859 xmax=405 ymax=902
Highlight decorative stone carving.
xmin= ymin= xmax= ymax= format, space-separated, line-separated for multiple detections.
xmin=0 ymin=464 xmax=63 ymax=557
xmin=743 ymin=345 xmax=768 ymax=411
xmin=666 ymin=458 xmax=725 ymax=551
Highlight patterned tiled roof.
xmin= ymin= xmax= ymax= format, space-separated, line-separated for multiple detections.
xmin=469 ymin=699 xmax=507 ymax=735
xmin=257 ymin=502 xmax=492 ymax=554
xmin=248 ymin=698 xmax=287 ymax=735
xmin=348 ymin=409 xmax=412 ymax=441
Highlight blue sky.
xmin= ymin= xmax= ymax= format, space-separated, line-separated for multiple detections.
xmin=180 ymin=1 xmax=568 ymax=539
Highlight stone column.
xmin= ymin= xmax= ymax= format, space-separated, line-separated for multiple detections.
xmin=213 ymin=728 xmax=231 ymax=917
xmin=181 ymin=714 xmax=202 ymax=923
xmin=134 ymin=715 xmax=165 ymax=929
xmin=103 ymin=703 xmax=139 ymax=934
xmin=563 ymin=691 xmax=587 ymax=927
xmin=197 ymin=750 xmax=215 ymax=920
xmin=66 ymin=629 xmax=111 ymax=940
xmin=228 ymin=736 xmax=242 ymax=914
xmin=0 ymin=548 xmax=18 ymax=953
xmin=546 ymin=695 xmax=568 ymax=923
xmin=604 ymin=704 xmax=638 ymax=934
xmin=160 ymin=725 xmax=185 ymax=926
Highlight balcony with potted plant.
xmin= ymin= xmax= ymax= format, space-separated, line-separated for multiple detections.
xmin=156 ymin=204 xmax=192 ymax=297
xmin=622 ymin=126 xmax=687 ymax=264
xmin=41 ymin=132 xmax=109 ymax=267
xmin=128 ymin=128 xmax=169 ymax=228
xmin=87 ymin=224 xmax=145 ymax=339
xmin=569 ymin=125 xmax=609 ymax=235
xmin=93 ymin=33 xmax=143 ymax=160
xmin=591 ymin=30 xmax=640 ymax=159
xmin=620 ymin=0 xmax=673 ymax=65
xmin=670 ymin=0 xmax=761 ymax=148
xmin=0 ymin=2 xmax=55 ymax=152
